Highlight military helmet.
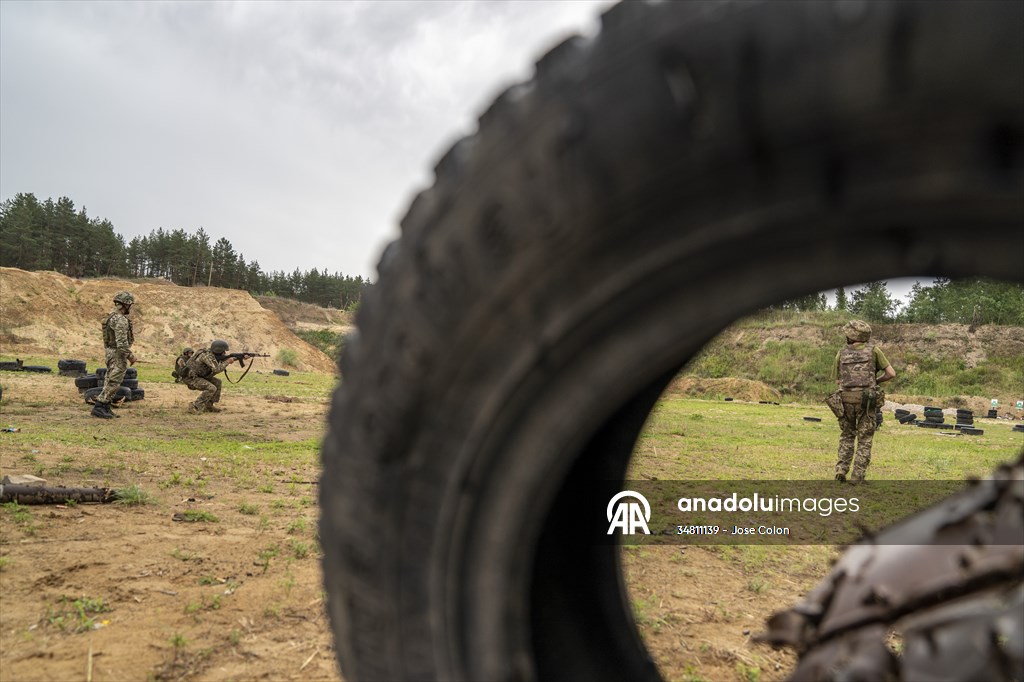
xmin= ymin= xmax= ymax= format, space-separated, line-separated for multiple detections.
xmin=182 ymin=347 xmax=194 ymax=356
xmin=113 ymin=291 xmax=135 ymax=306
xmin=210 ymin=339 xmax=229 ymax=354
xmin=843 ymin=320 xmax=872 ymax=343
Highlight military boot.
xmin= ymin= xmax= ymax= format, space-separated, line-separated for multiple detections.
xmin=91 ymin=402 xmax=114 ymax=419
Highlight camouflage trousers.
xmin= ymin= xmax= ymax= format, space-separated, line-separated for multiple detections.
xmin=184 ymin=375 xmax=222 ymax=411
xmin=96 ymin=348 xmax=129 ymax=405
xmin=835 ymin=399 xmax=877 ymax=481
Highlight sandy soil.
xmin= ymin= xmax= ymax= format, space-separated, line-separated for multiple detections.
xmin=0 ymin=268 xmax=335 ymax=373
xmin=0 ymin=368 xmax=826 ymax=682
xmin=0 ymin=371 xmax=340 ymax=682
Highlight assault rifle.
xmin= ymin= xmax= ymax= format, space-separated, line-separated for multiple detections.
xmin=216 ymin=351 xmax=270 ymax=369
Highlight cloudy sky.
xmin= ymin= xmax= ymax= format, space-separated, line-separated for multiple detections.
xmin=1 ymin=0 xmax=613 ymax=279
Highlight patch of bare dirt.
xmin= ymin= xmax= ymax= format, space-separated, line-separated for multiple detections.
xmin=0 ymin=371 xmax=341 ymax=682
xmin=254 ymin=296 xmax=353 ymax=337
xmin=623 ymin=545 xmax=835 ymax=681
xmin=666 ymin=377 xmax=783 ymax=403
xmin=0 ymin=268 xmax=336 ymax=373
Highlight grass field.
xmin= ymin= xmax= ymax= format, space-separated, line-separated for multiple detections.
xmin=1 ymin=360 xmax=1021 ymax=681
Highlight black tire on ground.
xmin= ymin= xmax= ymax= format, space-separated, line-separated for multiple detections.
xmin=74 ymin=375 xmax=99 ymax=389
xmin=83 ymin=387 xmax=101 ymax=404
xmin=894 ymin=409 xmax=910 ymax=416
xmin=272 ymin=369 xmax=290 ymax=376
xmin=57 ymin=359 xmax=87 ymax=371
xmin=803 ymin=417 xmax=822 ymax=422
xmin=0 ymin=361 xmax=21 ymax=371
xmin=131 ymin=388 xmax=145 ymax=401
xmin=121 ymin=379 xmax=139 ymax=390
xmin=111 ymin=386 xmax=132 ymax=405
xmin=318 ymin=3 xmax=1024 ymax=681
xmin=960 ymin=427 xmax=984 ymax=435
xmin=22 ymin=365 xmax=52 ymax=373
xmin=96 ymin=367 xmax=137 ymax=381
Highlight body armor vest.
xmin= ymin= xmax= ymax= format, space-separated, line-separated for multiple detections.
xmin=838 ymin=344 xmax=876 ymax=390
xmin=102 ymin=313 xmax=134 ymax=349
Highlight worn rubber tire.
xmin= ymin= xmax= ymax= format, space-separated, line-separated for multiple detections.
xmin=57 ymin=359 xmax=87 ymax=371
xmin=272 ymin=369 xmax=290 ymax=376
xmin=74 ymin=375 xmax=99 ymax=390
xmin=761 ymin=455 xmax=1023 ymax=681
xmin=319 ymin=2 xmax=1023 ymax=681
xmin=83 ymin=387 xmax=101 ymax=404
xmin=131 ymin=388 xmax=145 ymax=401
xmin=22 ymin=365 xmax=52 ymax=373
xmin=95 ymin=367 xmax=137 ymax=381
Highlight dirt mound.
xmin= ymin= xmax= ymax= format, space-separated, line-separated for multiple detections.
xmin=665 ymin=377 xmax=783 ymax=403
xmin=255 ymin=296 xmax=354 ymax=335
xmin=0 ymin=268 xmax=336 ymax=373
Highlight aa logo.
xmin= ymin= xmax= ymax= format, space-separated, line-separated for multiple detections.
xmin=607 ymin=491 xmax=651 ymax=535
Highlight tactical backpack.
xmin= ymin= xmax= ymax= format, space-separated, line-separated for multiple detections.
xmin=172 ymin=355 xmax=191 ymax=382
xmin=185 ymin=350 xmax=212 ymax=379
xmin=838 ymin=344 xmax=876 ymax=390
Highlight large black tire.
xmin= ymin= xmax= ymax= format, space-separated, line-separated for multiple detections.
xmin=95 ymin=366 xmax=137 ymax=381
xmin=319 ymin=2 xmax=1023 ymax=681
xmin=75 ymin=375 xmax=99 ymax=390
xmin=57 ymin=359 xmax=87 ymax=371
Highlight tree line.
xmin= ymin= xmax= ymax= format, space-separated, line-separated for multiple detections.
xmin=0 ymin=193 xmax=367 ymax=309
xmin=772 ymin=279 xmax=1024 ymax=325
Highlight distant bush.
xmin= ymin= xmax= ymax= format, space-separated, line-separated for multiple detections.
xmin=276 ymin=348 xmax=298 ymax=368
xmin=295 ymin=329 xmax=343 ymax=360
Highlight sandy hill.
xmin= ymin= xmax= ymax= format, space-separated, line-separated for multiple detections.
xmin=0 ymin=267 xmax=336 ymax=373
xmin=255 ymin=295 xmax=354 ymax=335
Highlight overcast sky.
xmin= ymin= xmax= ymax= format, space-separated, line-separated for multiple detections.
xmin=1 ymin=0 xmax=614 ymax=279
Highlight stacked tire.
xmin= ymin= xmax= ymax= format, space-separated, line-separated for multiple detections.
xmin=988 ymin=409 xmax=999 ymax=418
xmin=955 ymin=409 xmax=975 ymax=428
xmin=894 ymin=409 xmax=917 ymax=425
xmin=79 ymin=366 xmax=144 ymax=403
xmin=57 ymin=359 xmax=87 ymax=377
xmin=918 ymin=407 xmax=952 ymax=430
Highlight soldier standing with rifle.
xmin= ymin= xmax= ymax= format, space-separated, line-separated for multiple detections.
xmin=91 ymin=291 xmax=138 ymax=420
xmin=831 ymin=320 xmax=896 ymax=484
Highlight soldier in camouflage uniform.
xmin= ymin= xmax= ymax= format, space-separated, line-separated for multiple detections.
xmin=833 ymin=320 xmax=896 ymax=484
xmin=183 ymin=340 xmax=238 ymax=414
xmin=92 ymin=291 xmax=138 ymax=419
xmin=172 ymin=347 xmax=194 ymax=383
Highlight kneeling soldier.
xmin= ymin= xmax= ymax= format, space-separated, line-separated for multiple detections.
xmin=183 ymin=340 xmax=238 ymax=414
xmin=172 ymin=347 xmax=194 ymax=383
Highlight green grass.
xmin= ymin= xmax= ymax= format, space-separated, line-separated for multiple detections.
xmin=179 ymin=510 xmax=218 ymax=523
xmin=680 ymin=316 xmax=1023 ymax=404
xmin=114 ymin=484 xmax=154 ymax=506
xmin=629 ymin=399 xmax=1017 ymax=482
xmin=47 ymin=596 xmax=110 ymax=634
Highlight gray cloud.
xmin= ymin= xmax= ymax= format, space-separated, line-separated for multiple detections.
xmin=1 ymin=0 xmax=612 ymax=278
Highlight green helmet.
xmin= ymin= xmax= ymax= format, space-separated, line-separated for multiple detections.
xmin=113 ymin=291 xmax=134 ymax=306
xmin=210 ymin=339 xmax=229 ymax=354
xmin=843 ymin=320 xmax=872 ymax=343
xmin=182 ymin=347 xmax=194 ymax=356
